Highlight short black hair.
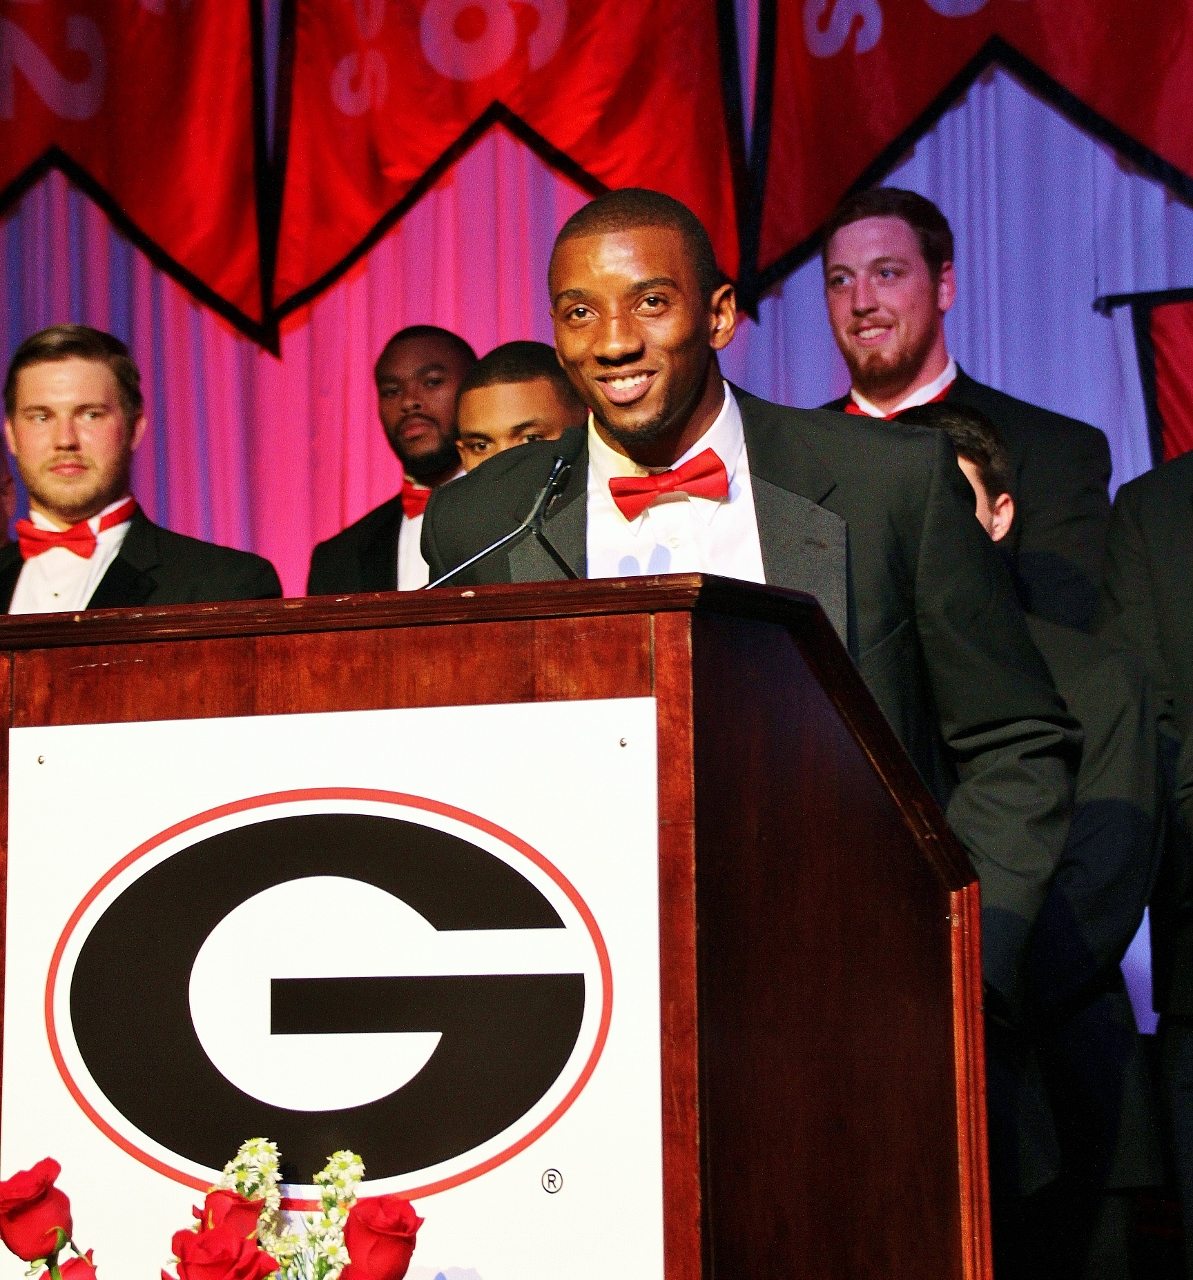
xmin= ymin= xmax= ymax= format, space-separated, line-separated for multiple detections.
xmin=822 ymin=188 xmax=954 ymax=280
xmin=5 ymin=324 xmax=143 ymax=418
xmin=374 ymin=325 xmax=477 ymax=378
xmin=457 ymin=340 xmax=583 ymax=408
xmin=551 ymin=188 xmax=724 ymax=302
xmin=896 ymin=401 xmax=1013 ymax=500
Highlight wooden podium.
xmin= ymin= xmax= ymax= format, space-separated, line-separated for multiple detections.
xmin=0 ymin=576 xmax=989 ymax=1279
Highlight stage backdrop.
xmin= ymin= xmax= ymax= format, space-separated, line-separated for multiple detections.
xmin=1 ymin=0 xmax=1190 ymax=1091
xmin=3 ymin=1 xmax=1193 ymax=597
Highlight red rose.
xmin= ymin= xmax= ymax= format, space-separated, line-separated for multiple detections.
xmin=193 ymin=1190 xmax=264 ymax=1239
xmin=165 ymin=1224 xmax=278 ymax=1280
xmin=48 ymin=1248 xmax=97 ymax=1278
xmin=0 ymin=1158 xmax=73 ymax=1261
xmin=343 ymin=1196 xmax=422 ymax=1280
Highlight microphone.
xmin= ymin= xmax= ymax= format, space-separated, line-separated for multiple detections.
xmin=424 ymin=430 xmax=583 ymax=589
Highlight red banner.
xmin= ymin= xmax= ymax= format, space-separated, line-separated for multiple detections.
xmin=0 ymin=1 xmax=263 ymax=332
xmin=275 ymin=0 xmax=741 ymax=316
xmin=1148 ymin=299 xmax=1193 ymax=462
xmin=757 ymin=0 xmax=1193 ymax=285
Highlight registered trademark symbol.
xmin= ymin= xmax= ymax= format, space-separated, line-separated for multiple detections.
xmin=542 ymin=1168 xmax=563 ymax=1193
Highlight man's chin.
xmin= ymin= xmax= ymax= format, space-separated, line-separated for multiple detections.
xmin=396 ymin=438 xmax=460 ymax=484
xmin=592 ymin=405 xmax=675 ymax=456
xmin=28 ymin=485 xmax=106 ymax=527
xmin=849 ymin=357 xmax=917 ymax=402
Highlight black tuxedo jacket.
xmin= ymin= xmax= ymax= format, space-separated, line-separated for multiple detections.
xmin=307 ymin=494 xmax=403 ymax=595
xmin=1101 ymin=450 xmax=1193 ymax=1015
xmin=1020 ymin=615 xmax=1162 ymax=1194
xmin=828 ymin=368 xmax=1112 ymax=631
xmin=423 ymin=389 xmax=1080 ymax=1006
xmin=0 ymin=510 xmax=281 ymax=610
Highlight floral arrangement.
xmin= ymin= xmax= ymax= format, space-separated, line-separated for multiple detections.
xmin=0 ymin=1143 xmax=422 ymax=1280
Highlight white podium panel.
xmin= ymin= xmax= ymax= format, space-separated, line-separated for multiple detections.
xmin=2 ymin=700 xmax=662 ymax=1279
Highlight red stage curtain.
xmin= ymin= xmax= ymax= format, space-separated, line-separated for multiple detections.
xmin=756 ymin=0 xmax=1193 ymax=285
xmin=1149 ymin=300 xmax=1193 ymax=462
xmin=0 ymin=0 xmax=264 ymax=334
xmin=274 ymin=0 xmax=741 ymax=317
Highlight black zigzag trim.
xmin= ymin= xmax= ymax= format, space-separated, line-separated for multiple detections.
xmin=715 ymin=0 xmax=753 ymax=310
xmin=269 ymin=102 xmax=607 ymax=323
xmin=0 ymin=0 xmax=272 ymax=348
xmin=734 ymin=0 xmax=776 ymax=312
xmin=1099 ymin=285 xmax=1193 ymax=468
xmin=746 ymin=33 xmax=1193 ymax=298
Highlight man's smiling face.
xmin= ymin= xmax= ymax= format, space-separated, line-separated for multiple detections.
xmin=549 ymin=223 xmax=735 ymax=468
xmin=823 ymin=214 xmax=954 ymax=407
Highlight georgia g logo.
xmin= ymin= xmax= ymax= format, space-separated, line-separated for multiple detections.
xmin=46 ymin=789 xmax=612 ymax=1201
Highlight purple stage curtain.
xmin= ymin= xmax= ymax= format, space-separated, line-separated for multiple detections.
xmin=4 ymin=57 xmax=1193 ymax=602
xmin=3 ymin=17 xmax=1192 ymax=1028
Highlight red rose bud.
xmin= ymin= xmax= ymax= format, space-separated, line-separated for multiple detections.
xmin=343 ymin=1196 xmax=423 ymax=1280
xmin=194 ymin=1190 xmax=265 ymax=1239
xmin=168 ymin=1224 xmax=278 ymax=1280
xmin=48 ymin=1248 xmax=97 ymax=1278
xmin=0 ymin=1158 xmax=74 ymax=1261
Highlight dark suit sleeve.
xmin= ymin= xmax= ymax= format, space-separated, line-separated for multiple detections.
xmin=1101 ymin=478 xmax=1193 ymax=1011
xmin=235 ymin=555 xmax=282 ymax=599
xmin=912 ymin=433 xmax=1080 ymax=1005
xmin=1027 ymin=624 xmax=1160 ymax=1008
xmin=1101 ymin=483 xmax=1175 ymax=739
xmin=1013 ymin=418 xmax=1111 ymax=630
xmin=307 ymin=539 xmax=338 ymax=595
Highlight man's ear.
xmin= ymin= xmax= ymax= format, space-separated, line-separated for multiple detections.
xmin=129 ymin=412 xmax=148 ymax=452
xmin=709 ymin=281 xmax=737 ymax=351
xmin=3 ymin=417 xmax=16 ymax=458
xmin=989 ymin=491 xmax=1015 ymax=544
xmin=936 ymin=261 xmax=956 ymax=315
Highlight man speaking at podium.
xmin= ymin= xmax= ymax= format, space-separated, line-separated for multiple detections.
xmin=423 ymin=189 xmax=1078 ymax=1026
xmin=1 ymin=324 xmax=281 ymax=612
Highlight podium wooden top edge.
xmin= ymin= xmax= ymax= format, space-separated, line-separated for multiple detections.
xmin=0 ymin=572 xmax=977 ymax=889
xmin=0 ymin=575 xmax=825 ymax=651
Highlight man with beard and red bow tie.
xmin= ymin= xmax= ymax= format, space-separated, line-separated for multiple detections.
xmin=0 ymin=324 xmax=280 ymax=613
xmin=306 ymin=325 xmax=476 ymax=594
xmin=820 ymin=187 xmax=1111 ymax=632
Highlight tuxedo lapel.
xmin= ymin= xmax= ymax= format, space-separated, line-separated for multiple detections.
xmin=360 ymin=520 xmax=401 ymax=591
xmin=0 ymin=543 xmax=21 ymax=611
xmin=737 ymin=392 xmax=851 ymax=648
xmin=750 ymin=478 xmax=849 ymax=646
xmin=87 ymin=512 xmax=159 ymax=608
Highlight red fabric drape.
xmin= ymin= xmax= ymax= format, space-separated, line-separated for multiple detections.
xmin=0 ymin=1 xmax=263 ymax=330
xmin=1150 ymin=301 xmax=1193 ymax=462
xmin=275 ymin=0 xmax=740 ymax=315
xmin=759 ymin=0 xmax=1193 ymax=278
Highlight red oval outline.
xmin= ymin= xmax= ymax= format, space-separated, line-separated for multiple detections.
xmin=45 ymin=787 xmax=614 ymax=1205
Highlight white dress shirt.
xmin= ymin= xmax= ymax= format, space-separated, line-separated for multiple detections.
xmin=585 ymin=382 xmax=766 ymax=583
xmin=849 ymin=357 xmax=958 ymax=417
xmin=397 ymin=511 xmax=429 ymax=590
xmin=10 ymin=497 xmax=136 ymax=614
xmin=396 ymin=469 xmax=465 ymax=590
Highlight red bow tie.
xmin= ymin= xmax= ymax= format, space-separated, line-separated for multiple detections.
xmin=608 ymin=448 xmax=730 ymax=522
xmin=845 ymin=382 xmax=952 ymax=419
xmin=16 ymin=497 xmax=138 ymax=561
xmin=400 ymin=477 xmax=432 ymax=520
